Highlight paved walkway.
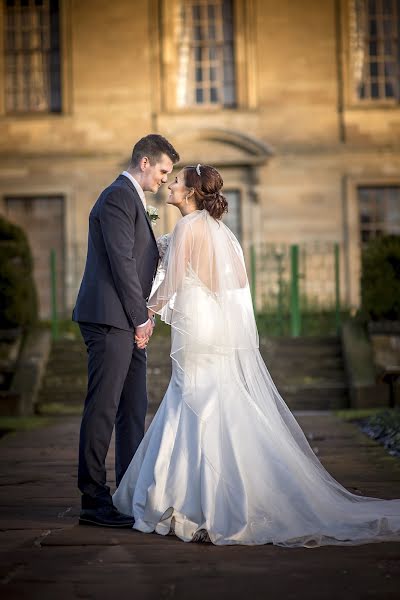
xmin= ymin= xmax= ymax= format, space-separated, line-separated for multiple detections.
xmin=1 ymin=411 xmax=400 ymax=599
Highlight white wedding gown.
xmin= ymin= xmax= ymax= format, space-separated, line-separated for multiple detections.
xmin=113 ymin=210 xmax=400 ymax=546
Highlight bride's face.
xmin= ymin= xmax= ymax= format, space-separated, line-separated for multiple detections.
xmin=167 ymin=169 xmax=191 ymax=207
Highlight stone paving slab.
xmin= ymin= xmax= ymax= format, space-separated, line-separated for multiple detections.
xmin=1 ymin=413 xmax=400 ymax=599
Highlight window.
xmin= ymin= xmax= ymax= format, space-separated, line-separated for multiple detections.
xmin=350 ymin=0 xmax=400 ymax=101
xmin=223 ymin=189 xmax=241 ymax=240
xmin=4 ymin=0 xmax=62 ymax=113
xmin=358 ymin=185 xmax=400 ymax=243
xmin=177 ymin=0 xmax=236 ymax=107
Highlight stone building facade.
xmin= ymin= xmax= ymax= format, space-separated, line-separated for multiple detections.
xmin=0 ymin=0 xmax=399 ymax=318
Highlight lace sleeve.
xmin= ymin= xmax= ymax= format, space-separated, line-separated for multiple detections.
xmin=156 ymin=233 xmax=171 ymax=261
xmin=148 ymin=221 xmax=193 ymax=314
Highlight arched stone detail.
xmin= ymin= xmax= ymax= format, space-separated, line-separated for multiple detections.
xmin=170 ymin=128 xmax=273 ymax=167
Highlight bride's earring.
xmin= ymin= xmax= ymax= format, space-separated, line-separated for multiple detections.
xmin=185 ymin=196 xmax=189 ymax=205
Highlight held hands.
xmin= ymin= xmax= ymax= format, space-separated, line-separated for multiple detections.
xmin=134 ymin=310 xmax=156 ymax=349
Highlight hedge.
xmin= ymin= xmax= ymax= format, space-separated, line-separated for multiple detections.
xmin=361 ymin=235 xmax=400 ymax=321
xmin=0 ymin=215 xmax=38 ymax=329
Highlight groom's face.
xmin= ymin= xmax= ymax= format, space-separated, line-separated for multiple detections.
xmin=141 ymin=153 xmax=174 ymax=193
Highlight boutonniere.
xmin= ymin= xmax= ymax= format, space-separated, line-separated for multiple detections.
xmin=146 ymin=205 xmax=159 ymax=227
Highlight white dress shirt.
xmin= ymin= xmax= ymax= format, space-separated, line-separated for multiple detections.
xmin=121 ymin=170 xmax=146 ymax=210
xmin=121 ymin=171 xmax=150 ymax=330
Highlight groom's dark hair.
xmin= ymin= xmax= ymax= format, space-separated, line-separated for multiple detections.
xmin=130 ymin=134 xmax=180 ymax=167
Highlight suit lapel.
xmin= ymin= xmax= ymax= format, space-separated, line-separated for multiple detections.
xmin=118 ymin=175 xmax=158 ymax=246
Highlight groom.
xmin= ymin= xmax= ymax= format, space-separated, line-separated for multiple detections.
xmin=73 ymin=134 xmax=179 ymax=527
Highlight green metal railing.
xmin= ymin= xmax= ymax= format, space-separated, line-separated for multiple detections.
xmin=50 ymin=241 xmax=342 ymax=341
xmin=250 ymin=244 xmax=256 ymax=310
xmin=250 ymin=241 xmax=342 ymax=337
xmin=50 ymin=248 xmax=59 ymax=340
xmin=334 ymin=242 xmax=341 ymax=335
xmin=290 ymin=245 xmax=301 ymax=337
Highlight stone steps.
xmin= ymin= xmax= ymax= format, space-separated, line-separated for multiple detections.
xmin=36 ymin=339 xmax=87 ymax=412
xmin=260 ymin=336 xmax=349 ymax=410
xmin=37 ymin=336 xmax=173 ymax=414
xmin=37 ymin=335 xmax=349 ymax=414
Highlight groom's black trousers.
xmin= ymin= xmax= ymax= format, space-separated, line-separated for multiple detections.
xmin=78 ymin=323 xmax=147 ymax=509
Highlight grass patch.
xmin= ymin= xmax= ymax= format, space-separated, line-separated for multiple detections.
xmin=152 ymin=318 xmax=171 ymax=338
xmin=38 ymin=319 xmax=81 ymax=339
xmin=38 ymin=318 xmax=172 ymax=339
xmin=36 ymin=402 xmax=82 ymax=416
xmin=0 ymin=416 xmax=52 ymax=435
xmin=334 ymin=408 xmax=387 ymax=421
xmin=255 ymin=310 xmax=349 ymax=337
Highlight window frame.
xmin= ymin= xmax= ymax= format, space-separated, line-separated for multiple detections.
xmin=0 ymin=0 xmax=72 ymax=118
xmin=342 ymin=0 xmax=400 ymax=108
xmin=223 ymin=187 xmax=242 ymax=241
xmin=0 ymin=181 xmax=77 ymax=313
xmin=157 ymin=0 xmax=257 ymax=113
xmin=176 ymin=0 xmax=236 ymax=109
xmin=345 ymin=175 xmax=400 ymax=308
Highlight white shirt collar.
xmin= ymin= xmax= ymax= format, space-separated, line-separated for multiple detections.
xmin=121 ymin=171 xmax=146 ymax=209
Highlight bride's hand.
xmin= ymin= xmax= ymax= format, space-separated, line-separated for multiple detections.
xmin=148 ymin=309 xmax=156 ymax=327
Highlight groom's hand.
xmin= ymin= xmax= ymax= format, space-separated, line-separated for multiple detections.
xmin=135 ymin=319 xmax=153 ymax=349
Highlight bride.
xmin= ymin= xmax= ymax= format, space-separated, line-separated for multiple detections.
xmin=113 ymin=164 xmax=400 ymax=547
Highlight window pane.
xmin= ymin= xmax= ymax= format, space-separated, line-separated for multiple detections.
xmin=382 ymin=0 xmax=392 ymax=14
xmin=223 ymin=83 xmax=235 ymax=105
xmin=210 ymin=87 xmax=218 ymax=102
xmin=369 ymin=19 xmax=377 ymax=36
xmin=192 ymin=4 xmax=200 ymax=20
xmin=370 ymin=62 xmax=378 ymax=76
xmin=223 ymin=190 xmax=242 ymax=241
xmin=384 ymin=39 xmax=394 ymax=56
xmin=383 ymin=19 xmax=393 ymax=35
xmin=222 ymin=0 xmax=233 ymax=20
xmin=358 ymin=186 xmax=400 ymax=245
xmin=385 ymin=81 xmax=395 ymax=96
xmin=371 ymin=82 xmax=380 ymax=97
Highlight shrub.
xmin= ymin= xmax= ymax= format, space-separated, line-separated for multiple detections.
xmin=0 ymin=215 xmax=38 ymax=329
xmin=361 ymin=235 xmax=400 ymax=321
xmin=359 ymin=409 xmax=400 ymax=458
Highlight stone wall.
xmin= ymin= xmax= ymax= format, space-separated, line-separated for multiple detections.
xmin=0 ymin=0 xmax=398 ymax=316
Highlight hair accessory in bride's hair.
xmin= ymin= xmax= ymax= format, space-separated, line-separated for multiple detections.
xmin=196 ymin=163 xmax=201 ymax=176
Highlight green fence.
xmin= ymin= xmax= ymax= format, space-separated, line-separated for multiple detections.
xmin=49 ymin=242 xmax=344 ymax=340
xmin=250 ymin=241 xmax=343 ymax=337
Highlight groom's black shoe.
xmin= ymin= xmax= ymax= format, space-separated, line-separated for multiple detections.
xmin=79 ymin=505 xmax=134 ymax=528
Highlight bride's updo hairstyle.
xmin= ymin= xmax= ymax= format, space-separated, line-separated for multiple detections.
xmin=184 ymin=164 xmax=228 ymax=220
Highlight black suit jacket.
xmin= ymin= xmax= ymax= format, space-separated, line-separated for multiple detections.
xmin=72 ymin=175 xmax=159 ymax=330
